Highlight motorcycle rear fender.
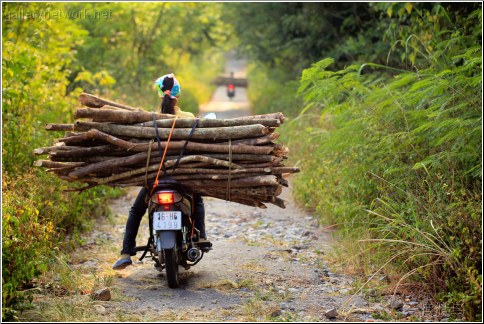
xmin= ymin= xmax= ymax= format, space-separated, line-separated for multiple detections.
xmin=157 ymin=231 xmax=176 ymax=249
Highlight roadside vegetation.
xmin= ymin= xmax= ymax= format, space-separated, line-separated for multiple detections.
xmin=2 ymin=2 xmax=481 ymax=322
xmin=229 ymin=2 xmax=482 ymax=321
xmin=2 ymin=2 xmax=228 ymax=320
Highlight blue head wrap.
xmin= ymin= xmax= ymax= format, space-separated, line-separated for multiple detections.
xmin=155 ymin=73 xmax=180 ymax=98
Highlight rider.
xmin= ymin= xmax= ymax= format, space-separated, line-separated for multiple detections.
xmin=112 ymin=73 xmax=207 ymax=270
xmin=226 ymin=71 xmax=235 ymax=100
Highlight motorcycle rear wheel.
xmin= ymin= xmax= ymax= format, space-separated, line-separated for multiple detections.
xmin=164 ymin=248 xmax=179 ymax=288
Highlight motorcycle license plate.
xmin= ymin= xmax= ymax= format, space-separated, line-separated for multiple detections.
xmin=153 ymin=211 xmax=182 ymax=230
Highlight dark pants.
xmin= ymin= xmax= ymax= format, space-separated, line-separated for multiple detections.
xmin=121 ymin=188 xmax=206 ymax=256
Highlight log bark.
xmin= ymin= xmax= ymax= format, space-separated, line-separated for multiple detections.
xmin=75 ymin=107 xmax=174 ymax=124
xmin=68 ymin=151 xmax=151 ymax=178
xmin=34 ymin=160 xmax=86 ymax=168
xmin=48 ymin=145 xmax=120 ymax=158
xmin=229 ymin=112 xmax=285 ymax=123
xmin=200 ymin=154 xmax=279 ymax=162
xmin=136 ymin=117 xmax=280 ymax=128
xmin=79 ymin=93 xmax=141 ymax=111
xmin=49 ymin=155 xmax=123 ymax=163
xmin=45 ymin=124 xmax=74 ymax=131
xmin=199 ymin=185 xmax=281 ymax=197
xmin=33 ymin=144 xmax=76 ymax=155
xmin=74 ymin=121 xmax=272 ymax=140
xmin=197 ymin=192 xmax=267 ymax=209
xmin=228 ymin=133 xmax=280 ymax=146
xmin=72 ymin=129 xmax=274 ymax=155
xmin=180 ymin=175 xmax=279 ymax=188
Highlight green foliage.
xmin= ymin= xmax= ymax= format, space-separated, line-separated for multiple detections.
xmin=2 ymin=2 xmax=86 ymax=174
xmin=1 ymin=2 xmax=227 ymax=319
xmin=246 ymin=62 xmax=300 ymax=116
xmin=227 ymin=2 xmax=480 ymax=77
xmin=291 ymin=8 xmax=481 ymax=320
xmin=242 ymin=3 xmax=482 ymax=320
xmin=1 ymin=171 xmax=119 ymax=321
xmin=64 ymin=2 xmax=229 ymax=110
xmin=225 ymin=2 xmax=380 ymax=75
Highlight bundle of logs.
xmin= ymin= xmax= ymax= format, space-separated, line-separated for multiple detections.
xmin=34 ymin=93 xmax=299 ymax=209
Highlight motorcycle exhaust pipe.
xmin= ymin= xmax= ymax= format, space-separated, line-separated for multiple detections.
xmin=187 ymin=248 xmax=201 ymax=261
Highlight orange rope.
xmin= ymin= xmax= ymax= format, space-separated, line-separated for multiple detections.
xmin=150 ymin=116 xmax=178 ymax=195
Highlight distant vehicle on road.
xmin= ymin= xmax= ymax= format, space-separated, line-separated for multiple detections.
xmin=227 ymin=71 xmax=236 ymax=100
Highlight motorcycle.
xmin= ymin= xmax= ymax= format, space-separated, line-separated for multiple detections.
xmin=135 ymin=179 xmax=212 ymax=288
xmin=227 ymin=83 xmax=235 ymax=100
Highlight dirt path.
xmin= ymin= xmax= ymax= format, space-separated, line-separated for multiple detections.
xmin=22 ymin=53 xmax=429 ymax=322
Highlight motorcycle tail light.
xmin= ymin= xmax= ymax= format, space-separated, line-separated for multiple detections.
xmin=151 ymin=190 xmax=183 ymax=204
xmin=157 ymin=192 xmax=174 ymax=204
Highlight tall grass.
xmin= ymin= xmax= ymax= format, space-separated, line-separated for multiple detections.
xmin=291 ymin=27 xmax=481 ymax=319
xmin=247 ymin=10 xmax=482 ymax=320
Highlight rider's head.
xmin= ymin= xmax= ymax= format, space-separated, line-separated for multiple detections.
xmin=155 ymin=73 xmax=180 ymax=114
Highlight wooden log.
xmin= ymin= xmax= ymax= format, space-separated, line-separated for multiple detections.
xmin=136 ymin=117 xmax=280 ymax=128
xmin=79 ymin=93 xmax=141 ymax=111
xmin=199 ymin=185 xmax=282 ymax=197
xmin=229 ymin=112 xmax=285 ymax=123
xmin=200 ymin=154 xmax=278 ymax=162
xmin=48 ymin=145 xmax=120 ymax=158
xmin=33 ymin=144 xmax=75 ymax=155
xmin=78 ymin=155 xmax=243 ymax=185
xmin=198 ymin=192 xmax=267 ymax=209
xmin=45 ymin=124 xmax=74 ymax=131
xmin=195 ymin=189 xmax=284 ymax=208
xmin=55 ymin=132 xmax=102 ymax=146
xmin=164 ymin=156 xmax=243 ymax=169
xmin=180 ymin=175 xmax=279 ymax=188
xmin=266 ymin=196 xmax=286 ymax=209
xmin=68 ymin=151 xmax=152 ymax=178
xmin=34 ymin=160 xmax=86 ymax=168
xmin=75 ymin=107 xmax=174 ymax=124
xmin=228 ymin=133 xmax=280 ymax=146
xmin=175 ymin=166 xmax=298 ymax=175
xmin=64 ymin=131 xmax=85 ymax=138
xmin=74 ymin=121 xmax=272 ymax=140
xmin=273 ymin=144 xmax=289 ymax=157
xmin=66 ymin=150 xmax=248 ymax=179
xmin=49 ymin=155 xmax=124 ymax=163
xmin=74 ymin=129 xmax=274 ymax=155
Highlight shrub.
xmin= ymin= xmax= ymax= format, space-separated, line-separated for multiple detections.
xmin=293 ymin=9 xmax=481 ymax=319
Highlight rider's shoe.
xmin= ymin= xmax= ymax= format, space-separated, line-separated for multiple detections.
xmin=112 ymin=254 xmax=132 ymax=270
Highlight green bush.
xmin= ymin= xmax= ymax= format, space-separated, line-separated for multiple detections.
xmin=292 ymin=10 xmax=481 ymax=319
xmin=2 ymin=3 xmax=227 ymax=320
xmin=1 ymin=4 xmax=120 ymax=320
xmin=1 ymin=171 xmax=119 ymax=321
xmin=246 ymin=6 xmax=481 ymax=320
